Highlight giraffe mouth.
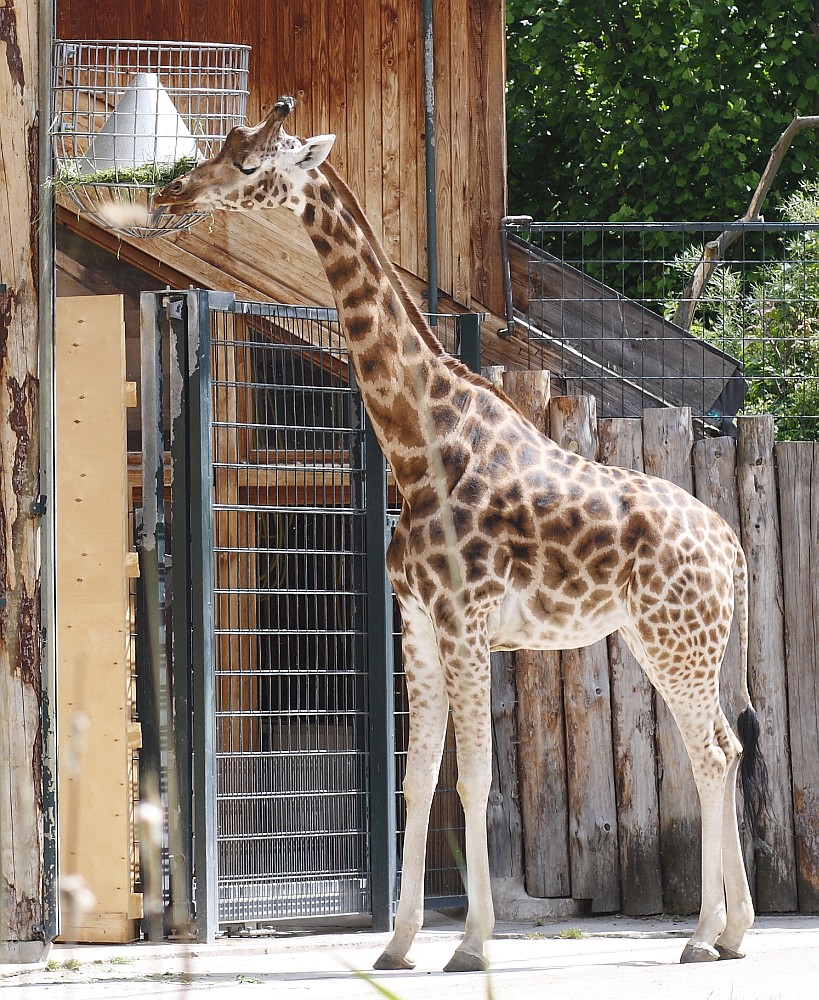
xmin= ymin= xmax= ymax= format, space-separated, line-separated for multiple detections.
xmin=151 ymin=189 xmax=198 ymax=217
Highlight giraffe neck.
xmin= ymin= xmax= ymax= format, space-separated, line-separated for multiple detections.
xmin=295 ymin=173 xmax=471 ymax=496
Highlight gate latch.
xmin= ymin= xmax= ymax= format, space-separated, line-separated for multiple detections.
xmin=31 ymin=495 xmax=48 ymax=517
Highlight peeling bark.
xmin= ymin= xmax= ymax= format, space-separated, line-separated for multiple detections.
xmin=1 ymin=0 xmax=45 ymax=955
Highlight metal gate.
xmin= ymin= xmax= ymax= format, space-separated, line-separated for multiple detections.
xmin=138 ymin=290 xmax=480 ymax=941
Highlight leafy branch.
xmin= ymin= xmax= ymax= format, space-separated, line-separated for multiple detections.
xmin=674 ymin=115 xmax=819 ymax=330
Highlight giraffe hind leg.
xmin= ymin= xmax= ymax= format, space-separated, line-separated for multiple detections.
xmin=715 ymin=710 xmax=754 ymax=958
xmin=675 ymin=706 xmax=752 ymax=964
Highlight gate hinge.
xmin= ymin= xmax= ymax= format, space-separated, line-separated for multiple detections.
xmin=31 ymin=495 xmax=48 ymax=517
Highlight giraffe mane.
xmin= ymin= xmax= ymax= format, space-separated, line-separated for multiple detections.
xmin=320 ymin=159 xmax=517 ymax=409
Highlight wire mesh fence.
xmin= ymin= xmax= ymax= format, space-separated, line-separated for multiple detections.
xmin=208 ymin=305 xmax=370 ymax=924
xmin=502 ymin=221 xmax=819 ymax=439
xmin=202 ymin=303 xmax=473 ymax=928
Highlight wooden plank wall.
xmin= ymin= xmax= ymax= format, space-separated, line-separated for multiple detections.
xmin=487 ymin=393 xmax=816 ymax=917
xmin=55 ymin=0 xmax=507 ymax=316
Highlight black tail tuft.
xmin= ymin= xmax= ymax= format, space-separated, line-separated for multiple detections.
xmin=737 ymin=706 xmax=772 ymax=853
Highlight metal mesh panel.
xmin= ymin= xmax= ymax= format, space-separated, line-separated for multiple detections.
xmin=209 ymin=305 xmax=370 ymax=925
xmin=503 ymin=221 xmax=819 ymax=438
xmin=205 ymin=305 xmax=471 ymax=926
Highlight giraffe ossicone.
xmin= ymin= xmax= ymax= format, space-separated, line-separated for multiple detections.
xmin=155 ymin=97 xmax=770 ymax=974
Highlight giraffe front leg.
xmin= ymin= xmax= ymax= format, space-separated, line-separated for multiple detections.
xmin=443 ymin=655 xmax=494 ymax=973
xmin=374 ymin=610 xmax=449 ymax=971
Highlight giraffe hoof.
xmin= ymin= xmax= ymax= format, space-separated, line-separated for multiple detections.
xmin=715 ymin=944 xmax=745 ymax=961
xmin=680 ymin=942 xmax=720 ymax=963
xmin=373 ymin=950 xmax=415 ymax=971
xmin=443 ymin=949 xmax=488 ymax=973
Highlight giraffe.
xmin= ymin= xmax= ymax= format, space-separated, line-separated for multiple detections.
xmin=154 ymin=96 xmax=769 ymax=973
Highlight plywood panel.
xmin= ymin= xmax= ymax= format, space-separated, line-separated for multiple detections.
xmin=56 ymin=294 xmax=141 ymax=942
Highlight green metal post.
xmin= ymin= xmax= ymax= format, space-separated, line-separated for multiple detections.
xmin=188 ymin=291 xmax=219 ymax=942
xmin=167 ymin=294 xmax=195 ymax=934
xmin=365 ymin=417 xmax=397 ymax=931
xmin=458 ymin=313 xmax=482 ymax=374
xmin=138 ymin=291 xmax=170 ymax=942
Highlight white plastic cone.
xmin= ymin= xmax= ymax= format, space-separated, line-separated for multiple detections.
xmin=81 ymin=72 xmax=200 ymax=174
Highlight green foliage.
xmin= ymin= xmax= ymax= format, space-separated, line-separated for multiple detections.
xmin=667 ymin=184 xmax=819 ymax=439
xmin=506 ymin=1 xmax=819 ymax=222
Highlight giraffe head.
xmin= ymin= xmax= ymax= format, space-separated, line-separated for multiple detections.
xmin=154 ymin=95 xmax=335 ymax=216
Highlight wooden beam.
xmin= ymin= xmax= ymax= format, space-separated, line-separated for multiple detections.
xmin=0 ymin=0 xmax=48 ymax=962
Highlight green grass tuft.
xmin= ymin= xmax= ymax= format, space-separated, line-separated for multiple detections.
xmin=53 ymin=157 xmax=197 ymax=194
xmin=556 ymin=926 xmax=584 ymax=940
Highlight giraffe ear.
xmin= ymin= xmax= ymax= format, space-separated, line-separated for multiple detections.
xmin=296 ymin=134 xmax=336 ymax=171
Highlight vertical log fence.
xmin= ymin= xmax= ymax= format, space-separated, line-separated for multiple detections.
xmin=486 ymin=370 xmax=818 ymax=916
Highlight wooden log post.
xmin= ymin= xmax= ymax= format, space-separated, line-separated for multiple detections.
xmin=735 ymin=417 xmax=798 ymax=913
xmin=487 ymin=647 xmax=523 ymax=881
xmin=641 ymin=407 xmax=700 ymax=914
xmin=598 ymin=418 xmax=663 ymax=915
xmin=502 ymin=371 xmax=572 ymax=897
xmin=0 ymin=0 xmax=49 ymax=962
xmin=481 ymin=367 xmax=524 ymax=883
xmin=693 ymin=435 xmax=755 ymax=890
xmin=776 ymin=441 xmax=819 ymax=912
xmin=550 ymin=395 xmax=620 ymax=913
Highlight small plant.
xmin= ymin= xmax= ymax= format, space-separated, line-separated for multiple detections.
xmin=556 ymin=926 xmax=584 ymax=940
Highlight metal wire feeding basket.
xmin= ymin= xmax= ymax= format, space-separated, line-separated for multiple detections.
xmin=52 ymin=39 xmax=250 ymax=238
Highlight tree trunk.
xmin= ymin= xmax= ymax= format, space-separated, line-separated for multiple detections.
xmin=0 ymin=0 xmax=47 ymax=961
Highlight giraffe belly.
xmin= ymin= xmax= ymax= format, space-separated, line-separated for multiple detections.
xmin=488 ymin=591 xmax=625 ymax=652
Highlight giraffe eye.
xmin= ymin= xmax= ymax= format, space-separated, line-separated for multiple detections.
xmin=234 ymin=162 xmax=258 ymax=176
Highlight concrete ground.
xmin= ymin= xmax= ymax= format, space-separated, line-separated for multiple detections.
xmin=1 ymin=913 xmax=818 ymax=999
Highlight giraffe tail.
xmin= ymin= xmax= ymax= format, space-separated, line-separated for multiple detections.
xmin=733 ymin=547 xmax=771 ymax=851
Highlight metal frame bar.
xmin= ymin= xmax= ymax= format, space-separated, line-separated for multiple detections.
xmin=365 ymin=416 xmax=397 ymax=930
xmin=138 ymin=291 xmax=170 ymax=940
xmin=166 ymin=293 xmax=195 ymax=935
xmin=185 ymin=291 xmax=219 ymax=942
